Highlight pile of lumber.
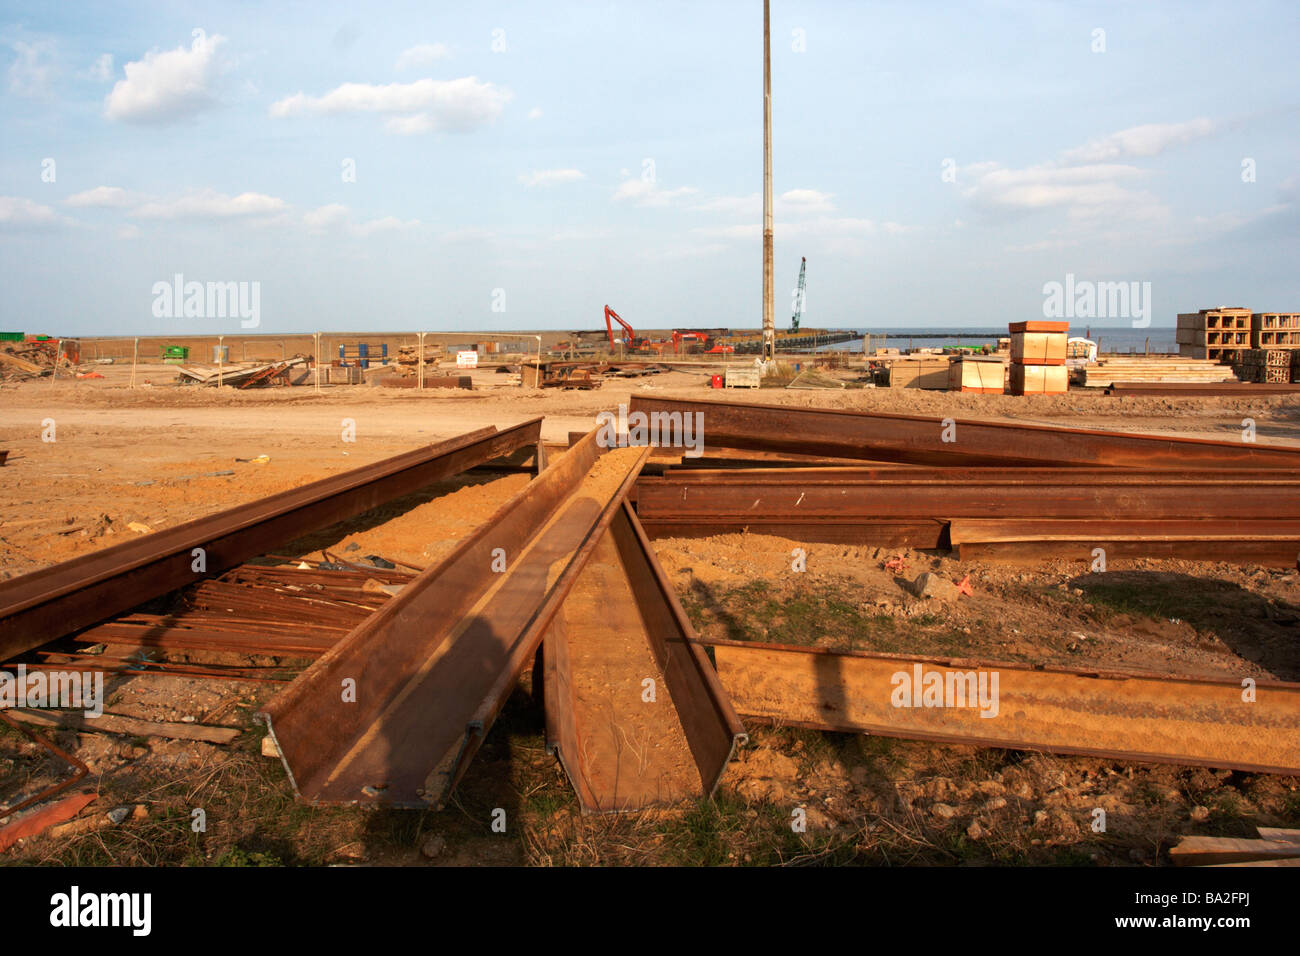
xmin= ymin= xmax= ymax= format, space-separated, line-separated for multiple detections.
xmin=886 ymin=355 xmax=950 ymax=389
xmin=1074 ymin=356 xmax=1237 ymax=388
xmin=0 ymin=341 xmax=75 ymax=381
xmin=1171 ymin=826 xmax=1300 ymax=866
xmin=175 ymin=357 xmax=307 ymax=388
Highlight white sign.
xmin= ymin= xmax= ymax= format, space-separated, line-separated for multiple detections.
xmin=456 ymin=350 xmax=478 ymax=369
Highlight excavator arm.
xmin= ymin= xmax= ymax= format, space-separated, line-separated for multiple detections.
xmin=604 ymin=305 xmax=635 ymax=348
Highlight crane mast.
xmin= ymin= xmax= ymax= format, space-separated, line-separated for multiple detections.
xmin=791 ymin=257 xmax=806 ymax=333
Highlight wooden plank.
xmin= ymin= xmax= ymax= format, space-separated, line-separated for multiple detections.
xmin=1170 ymin=835 xmax=1300 ymax=866
xmin=5 ymin=709 xmax=241 ymax=744
xmin=1256 ymin=826 xmax=1300 ymax=844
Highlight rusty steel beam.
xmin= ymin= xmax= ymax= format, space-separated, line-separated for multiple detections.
xmin=634 ymin=473 xmax=1300 ymax=521
xmin=950 ymin=518 xmax=1300 ymax=566
xmin=709 ymin=640 xmax=1300 ymax=775
xmin=1107 ymin=382 xmax=1300 ymax=397
xmin=261 ymin=432 xmax=650 ymax=807
xmin=0 ymin=420 xmax=542 ymax=662
xmin=658 ymin=465 xmax=1300 ymax=483
xmin=638 ymin=516 xmax=948 ymax=547
xmin=628 ymin=396 xmax=1300 ymax=469
xmin=542 ymin=502 xmax=744 ymax=812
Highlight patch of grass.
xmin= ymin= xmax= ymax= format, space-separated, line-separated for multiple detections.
xmin=686 ymin=580 xmax=900 ymax=649
xmin=213 ymin=846 xmax=284 ymax=867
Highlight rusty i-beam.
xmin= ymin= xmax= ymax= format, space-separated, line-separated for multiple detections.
xmin=710 ymin=641 xmax=1300 ymax=775
xmin=261 ymin=431 xmax=651 ymax=806
xmin=0 ymin=420 xmax=544 ymax=662
xmin=627 ymin=396 xmax=1300 ymax=469
xmin=542 ymin=501 xmax=745 ymax=813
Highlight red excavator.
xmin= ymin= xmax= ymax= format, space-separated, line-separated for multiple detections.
xmin=604 ymin=305 xmax=641 ymax=350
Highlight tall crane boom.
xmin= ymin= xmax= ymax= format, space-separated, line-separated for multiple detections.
xmin=791 ymin=257 xmax=806 ymax=333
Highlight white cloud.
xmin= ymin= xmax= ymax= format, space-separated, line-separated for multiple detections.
xmin=90 ymin=53 xmax=113 ymax=82
xmin=131 ymin=189 xmax=287 ymax=220
xmin=1060 ymin=118 xmax=1216 ymax=164
xmin=118 ymin=224 xmax=141 ymax=239
xmin=64 ymin=186 xmax=132 ymax=208
xmin=0 ymin=196 xmax=65 ymax=228
xmin=352 ymin=216 xmax=419 ymax=237
xmin=613 ymin=178 xmax=697 ymax=207
xmin=780 ymin=188 xmax=835 ymax=213
xmin=694 ymin=193 xmax=759 ymax=216
xmin=438 ymin=226 xmax=496 ymax=242
xmin=518 ymin=168 xmax=585 ymax=187
xmin=961 ymin=162 xmax=1161 ymax=220
xmin=694 ymin=189 xmax=835 ymax=217
xmin=7 ymin=39 xmax=55 ymax=98
xmin=527 ymin=107 xmax=543 ymax=120
xmin=270 ymin=76 xmax=511 ymax=134
xmin=395 ymin=43 xmax=450 ymax=70
xmin=1005 ymin=237 xmax=1080 ymax=253
xmin=303 ymin=204 xmax=419 ymax=236
xmin=692 ymin=216 xmax=878 ymax=242
xmin=105 ymin=33 xmax=226 ymax=124
xmin=303 ymin=203 xmax=350 ymax=230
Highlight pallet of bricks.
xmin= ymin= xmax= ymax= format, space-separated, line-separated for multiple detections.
xmin=1176 ymin=307 xmax=1251 ymax=363
xmin=1008 ymin=321 xmax=1067 ymax=395
xmin=1248 ymin=312 xmax=1300 ymax=384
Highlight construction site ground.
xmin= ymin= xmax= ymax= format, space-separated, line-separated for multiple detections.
xmin=2 ymin=366 xmax=1299 ymax=866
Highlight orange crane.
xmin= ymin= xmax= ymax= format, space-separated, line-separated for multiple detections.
xmin=604 ymin=305 xmax=638 ymax=350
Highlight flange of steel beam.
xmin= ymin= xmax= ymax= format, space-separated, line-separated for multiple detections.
xmin=261 ymin=431 xmax=650 ymax=806
xmin=542 ymin=501 xmax=745 ymax=812
xmin=709 ymin=640 xmax=1300 ymax=775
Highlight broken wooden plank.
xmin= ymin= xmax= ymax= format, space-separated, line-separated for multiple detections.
xmin=5 ymin=709 xmax=241 ymax=744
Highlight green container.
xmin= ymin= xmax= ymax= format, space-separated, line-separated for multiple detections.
xmin=0 ymin=332 xmax=24 ymax=341
xmin=163 ymin=345 xmax=190 ymax=359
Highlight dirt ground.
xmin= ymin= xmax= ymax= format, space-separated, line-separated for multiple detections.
xmin=1 ymin=367 xmax=1298 ymax=866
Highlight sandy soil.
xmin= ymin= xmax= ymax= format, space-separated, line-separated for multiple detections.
xmin=2 ymin=369 xmax=1298 ymax=866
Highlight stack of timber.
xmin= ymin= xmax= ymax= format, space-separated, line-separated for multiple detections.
xmin=885 ymin=355 xmax=950 ymax=389
xmin=1075 ymin=356 xmax=1238 ymax=388
xmin=947 ymin=356 xmax=1005 ymax=393
xmin=1008 ymin=320 xmax=1067 ymax=395
xmin=1177 ymin=307 xmax=1251 ymax=362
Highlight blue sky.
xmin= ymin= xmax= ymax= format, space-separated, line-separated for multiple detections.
xmin=1 ymin=0 xmax=1297 ymax=336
